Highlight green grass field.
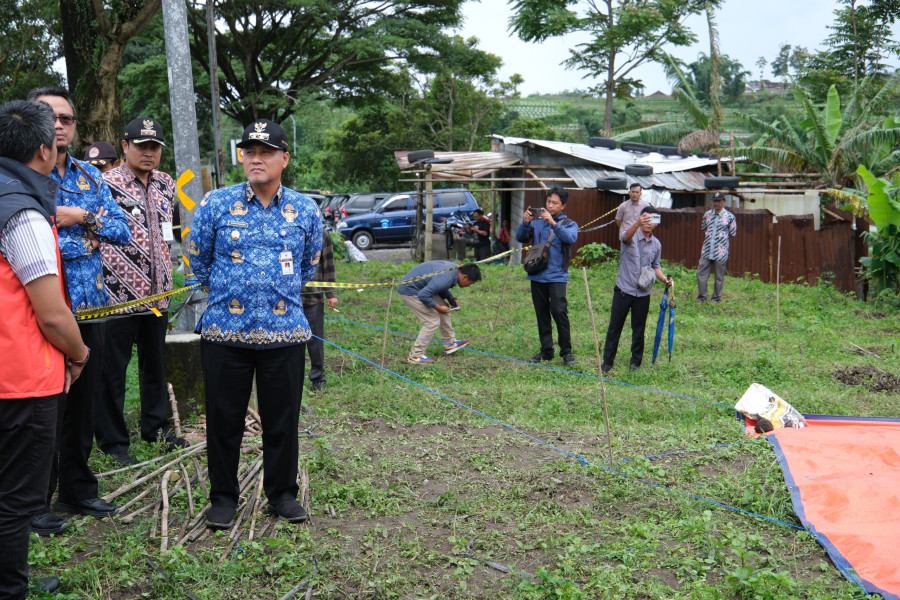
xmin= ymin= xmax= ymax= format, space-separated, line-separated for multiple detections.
xmin=30 ymin=256 xmax=899 ymax=599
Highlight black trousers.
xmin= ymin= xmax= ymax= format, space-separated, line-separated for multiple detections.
xmin=0 ymin=393 xmax=59 ymax=599
xmin=96 ymin=313 xmax=170 ymax=453
xmin=303 ymin=302 xmax=325 ymax=384
xmin=48 ymin=322 xmax=104 ymax=504
xmin=602 ymin=286 xmax=651 ymax=368
xmin=201 ymin=341 xmax=304 ymax=508
xmin=530 ymin=280 xmax=572 ymax=357
xmin=474 ymin=243 xmax=490 ymax=261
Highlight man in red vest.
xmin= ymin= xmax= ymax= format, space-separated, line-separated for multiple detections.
xmin=0 ymin=100 xmax=89 ymax=599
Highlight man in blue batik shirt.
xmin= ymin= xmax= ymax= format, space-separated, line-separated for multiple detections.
xmin=191 ymin=119 xmax=322 ymax=530
xmin=27 ymin=87 xmax=131 ymax=537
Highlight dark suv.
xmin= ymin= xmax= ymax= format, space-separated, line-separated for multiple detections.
xmin=336 ymin=189 xmax=479 ymax=250
xmin=338 ymin=192 xmax=391 ymax=220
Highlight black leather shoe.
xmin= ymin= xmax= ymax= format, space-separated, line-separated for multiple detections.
xmin=601 ymin=363 xmax=612 ymax=374
xmin=310 ymin=380 xmax=325 ymax=391
xmin=108 ymin=450 xmax=136 ymax=466
xmin=528 ymin=352 xmax=552 ymax=364
xmin=267 ymin=499 xmax=308 ymax=523
xmin=53 ymin=497 xmax=118 ymax=518
xmin=206 ymin=505 xmax=236 ymax=530
xmin=563 ymin=354 xmax=576 ymax=366
xmin=28 ymin=576 xmax=60 ymax=594
xmin=630 ymin=363 xmax=641 ymax=372
xmin=31 ymin=511 xmax=68 ymax=536
xmin=162 ymin=430 xmax=190 ymax=451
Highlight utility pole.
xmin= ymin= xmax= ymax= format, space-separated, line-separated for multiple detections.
xmin=162 ymin=0 xmax=207 ymax=331
xmin=206 ymin=0 xmax=225 ymax=187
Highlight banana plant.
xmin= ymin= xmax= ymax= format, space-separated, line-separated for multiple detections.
xmin=728 ymin=73 xmax=900 ymax=188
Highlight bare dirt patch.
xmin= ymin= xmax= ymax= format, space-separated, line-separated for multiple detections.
xmin=833 ymin=365 xmax=900 ymax=393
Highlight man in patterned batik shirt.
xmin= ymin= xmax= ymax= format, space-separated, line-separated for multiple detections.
xmin=696 ymin=192 xmax=737 ymax=304
xmin=97 ymin=117 xmax=189 ymax=467
xmin=190 ymin=119 xmax=322 ymax=530
xmin=26 ymin=87 xmax=132 ymax=536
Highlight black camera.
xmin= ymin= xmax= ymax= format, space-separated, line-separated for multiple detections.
xmin=529 ymin=207 xmax=544 ymax=215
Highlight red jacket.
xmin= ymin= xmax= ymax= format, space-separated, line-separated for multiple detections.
xmin=0 ymin=157 xmax=68 ymax=399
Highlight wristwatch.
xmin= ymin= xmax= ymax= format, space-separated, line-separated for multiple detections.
xmin=83 ymin=211 xmax=98 ymax=231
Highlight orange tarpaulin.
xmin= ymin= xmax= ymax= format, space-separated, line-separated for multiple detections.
xmin=766 ymin=415 xmax=900 ymax=599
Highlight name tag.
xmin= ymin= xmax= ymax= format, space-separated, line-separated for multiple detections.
xmin=279 ymin=251 xmax=294 ymax=275
xmin=161 ymin=221 xmax=174 ymax=242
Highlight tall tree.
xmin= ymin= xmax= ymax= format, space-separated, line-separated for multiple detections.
xmin=187 ymin=0 xmax=480 ymax=126
xmin=59 ymin=0 xmax=160 ymax=152
xmin=508 ymin=0 xmax=721 ymax=130
xmin=799 ymin=0 xmax=900 ymax=99
xmin=771 ymin=42 xmax=792 ymax=92
xmin=0 ymin=0 xmax=64 ymax=102
xmin=686 ymin=54 xmax=749 ymax=106
xmin=755 ymin=56 xmax=767 ymax=84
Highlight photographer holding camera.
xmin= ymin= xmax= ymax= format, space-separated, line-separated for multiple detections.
xmin=601 ymin=206 xmax=672 ymax=374
xmin=517 ymin=187 xmax=578 ymax=366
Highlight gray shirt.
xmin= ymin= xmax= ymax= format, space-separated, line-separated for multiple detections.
xmin=615 ymin=230 xmax=661 ymax=297
xmin=398 ymin=260 xmax=458 ymax=307
xmin=616 ymin=199 xmax=649 ymax=235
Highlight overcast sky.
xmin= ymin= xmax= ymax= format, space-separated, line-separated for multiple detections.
xmin=456 ymin=0 xmax=898 ymax=96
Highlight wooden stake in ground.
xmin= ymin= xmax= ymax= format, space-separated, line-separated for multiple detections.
xmin=378 ymin=278 xmax=396 ymax=395
xmin=490 ymin=254 xmax=515 ymax=333
xmin=167 ymin=382 xmax=182 ymax=437
xmin=160 ymin=470 xmax=173 ymax=552
xmin=776 ymin=236 xmax=782 ymax=323
xmin=582 ymin=267 xmax=614 ymax=468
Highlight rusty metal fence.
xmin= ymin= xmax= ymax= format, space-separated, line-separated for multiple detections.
xmin=525 ymin=187 xmax=860 ymax=293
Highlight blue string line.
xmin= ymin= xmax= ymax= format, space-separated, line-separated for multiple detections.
xmin=325 ymin=314 xmax=733 ymax=409
xmin=316 ymin=336 xmax=588 ymax=466
xmin=314 ymin=335 xmax=806 ymax=533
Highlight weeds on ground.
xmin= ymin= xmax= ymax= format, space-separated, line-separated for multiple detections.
xmin=29 ymin=259 xmax=898 ymax=598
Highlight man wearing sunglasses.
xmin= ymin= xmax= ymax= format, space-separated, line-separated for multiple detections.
xmin=25 ymin=87 xmax=132 ymax=536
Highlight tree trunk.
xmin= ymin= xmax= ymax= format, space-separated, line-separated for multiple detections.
xmin=603 ymin=69 xmax=615 ymax=131
xmin=59 ymin=0 xmax=160 ymax=155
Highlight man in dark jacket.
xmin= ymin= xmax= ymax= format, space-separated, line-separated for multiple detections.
xmin=0 ymin=99 xmax=89 ymax=599
xmin=516 ymin=187 xmax=578 ymax=366
xmin=301 ymin=231 xmax=338 ymax=392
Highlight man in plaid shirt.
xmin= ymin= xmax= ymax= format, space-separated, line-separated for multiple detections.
xmin=302 ymin=231 xmax=338 ymax=392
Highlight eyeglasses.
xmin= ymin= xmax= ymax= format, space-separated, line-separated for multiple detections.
xmin=54 ymin=114 xmax=76 ymax=126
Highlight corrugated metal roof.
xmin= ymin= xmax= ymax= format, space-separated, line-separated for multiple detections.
xmin=565 ymin=165 xmax=710 ymax=192
xmin=394 ymin=150 xmax=522 ymax=180
xmin=492 ymin=135 xmax=722 ymax=173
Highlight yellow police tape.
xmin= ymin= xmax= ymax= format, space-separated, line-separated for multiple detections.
xmin=76 ymin=246 xmax=528 ymax=320
xmin=75 ymin=284 xmax=201 ymax=321
xmin=578 ymin=206 xmax=618 ymax=231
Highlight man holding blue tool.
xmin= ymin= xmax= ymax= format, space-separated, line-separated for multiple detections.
xmin=191 ymin=118 xmax=322 ymax=529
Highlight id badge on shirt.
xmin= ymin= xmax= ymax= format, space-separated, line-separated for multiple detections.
xmin=161 ymin=221 xmax=174 ymax=242
xmin=279 ymin=251 xmax=294 ymax=275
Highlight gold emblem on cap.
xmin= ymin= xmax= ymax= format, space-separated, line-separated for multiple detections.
xmin=230 ymin=249 xmax=244 ymax=263
xmin=228 ymin=299 xmax=245 ymax=314
xmin=143 ymin=119 xmax=154 ymax=129
xmin=229 ymin=200 xmax=249 ymax=216
xmin=281 ymin=203 xmax=297 ymax=223
xmin=254 ymin=121 xmax=267 ymax=132
xmin=272 ymin=300 xmax=288 ymax=315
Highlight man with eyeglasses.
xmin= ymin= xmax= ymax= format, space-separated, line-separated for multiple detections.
xmin=25 ymin=86 xmax=132 ymax=536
